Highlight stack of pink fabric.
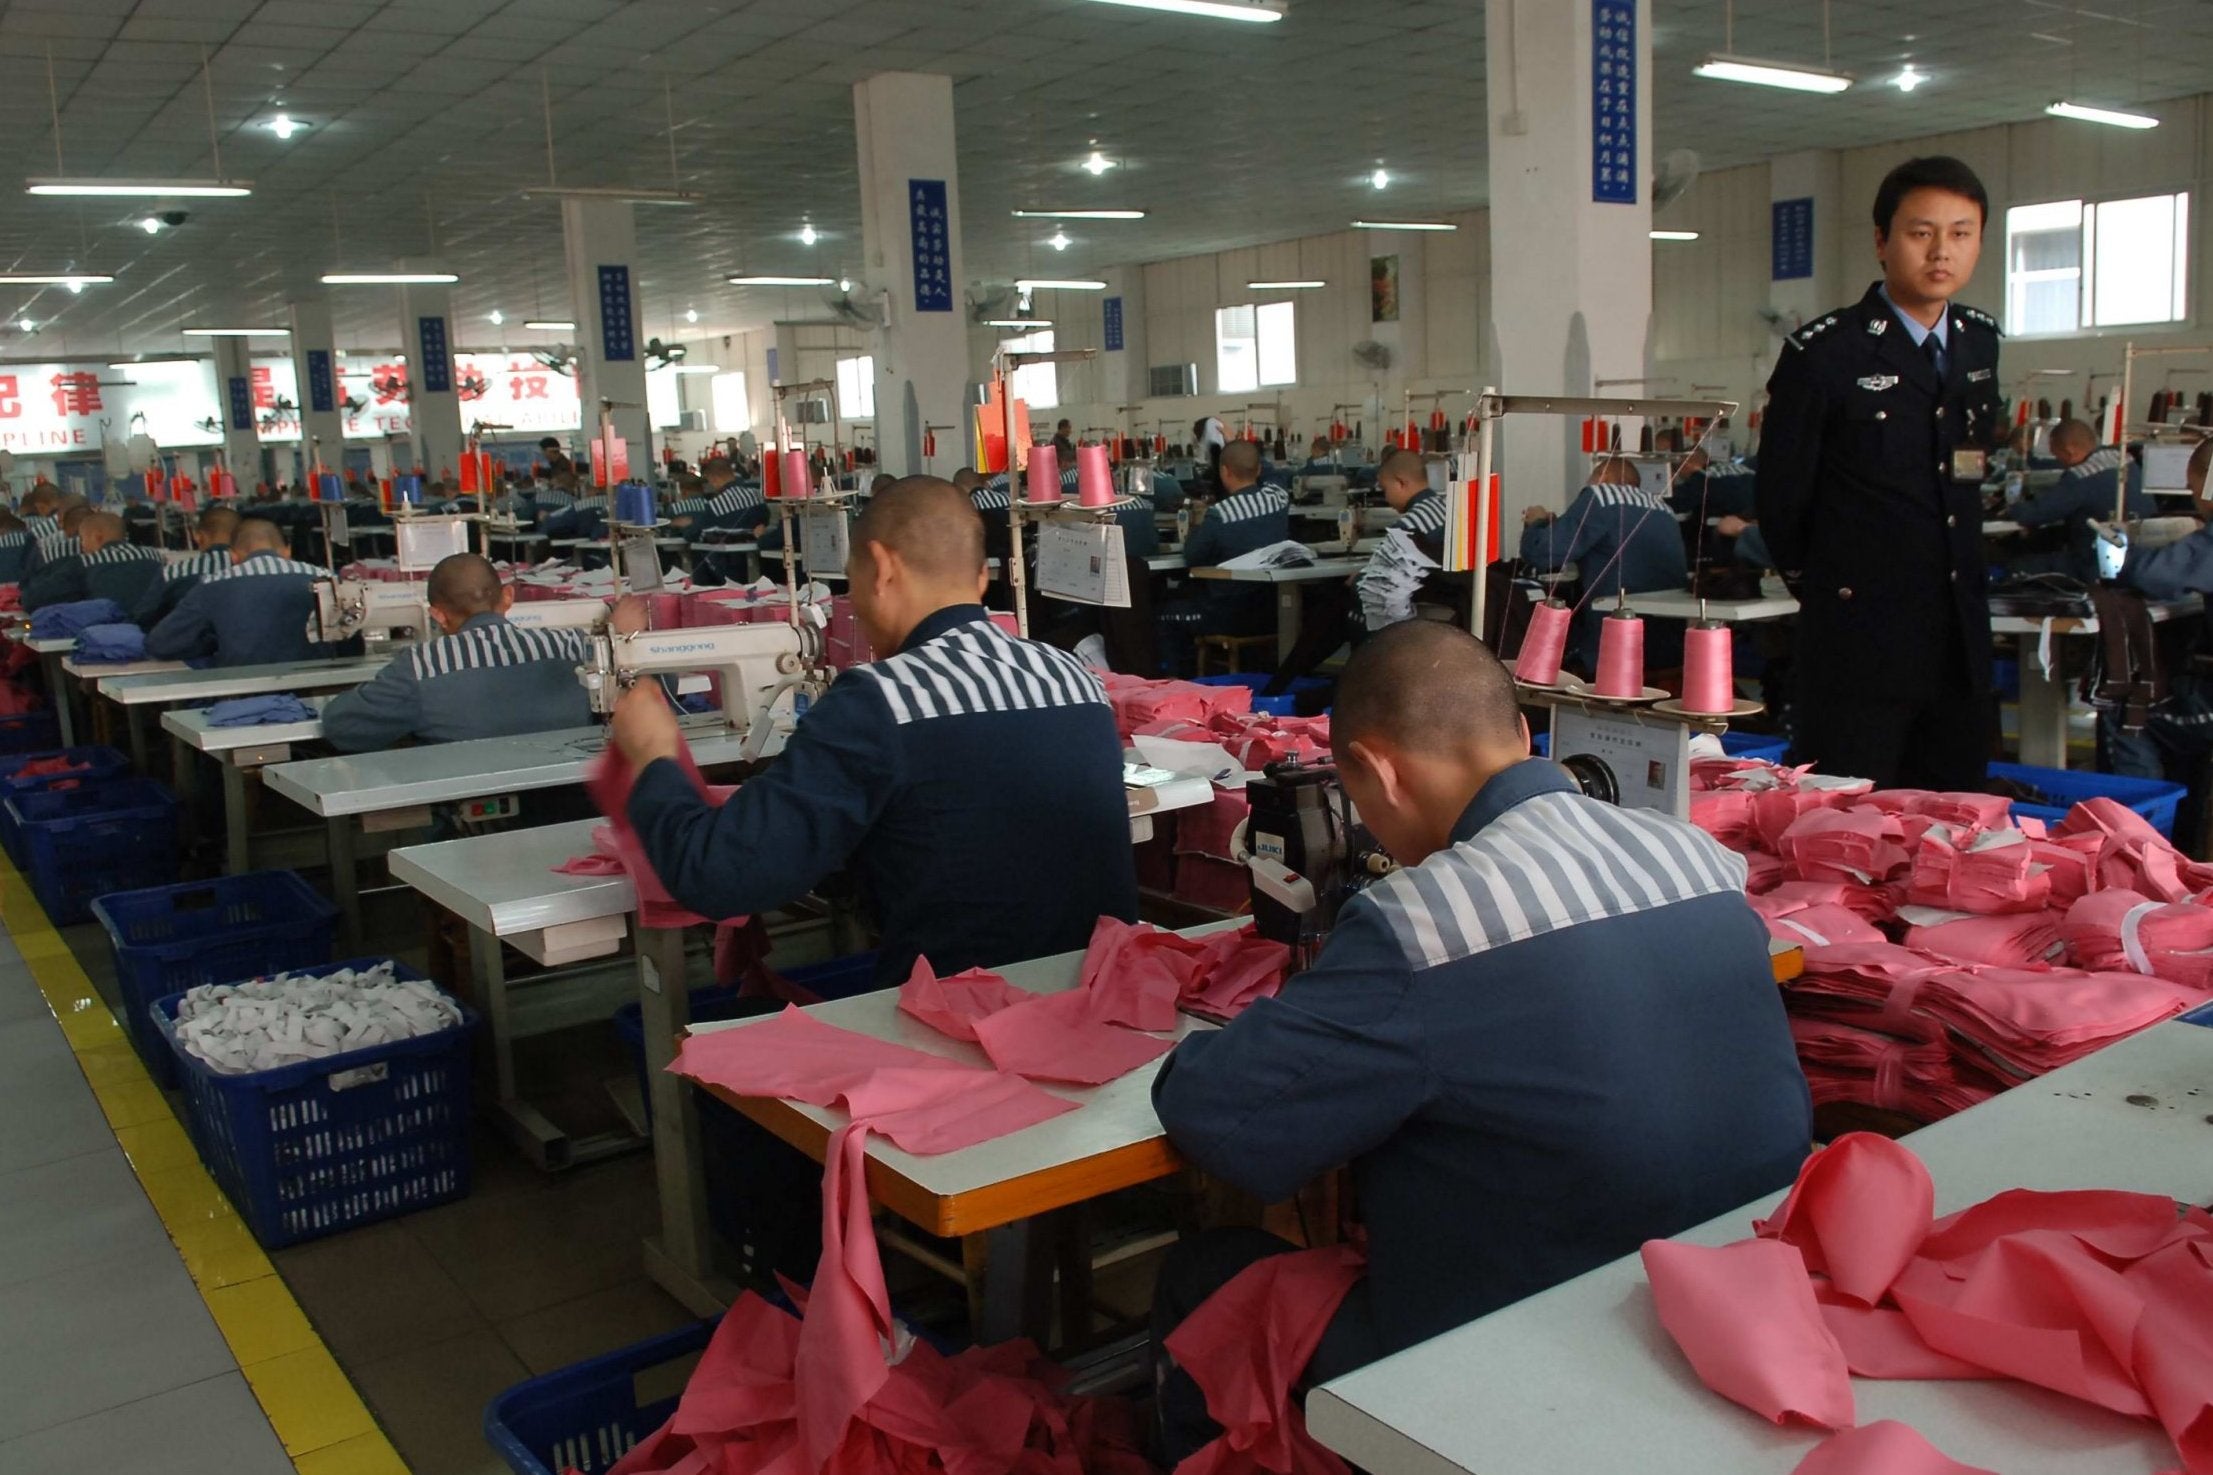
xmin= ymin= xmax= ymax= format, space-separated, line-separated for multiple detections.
xmin=1099 ymin=673 xmax=1254 ymax=736
xmin=1642 ymin=1133 xmax=2213 ymax=1475
xmin=1786 ymin=1018 xmax=1995 ymax=1121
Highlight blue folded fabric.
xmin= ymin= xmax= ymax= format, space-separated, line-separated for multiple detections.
xmin=73 ymin=622 xmax=148 ymax=663
xmin=28 ymin=598 xmax=128 ymax=640
xmin=205 ymin=693 xmax=317 ymax=727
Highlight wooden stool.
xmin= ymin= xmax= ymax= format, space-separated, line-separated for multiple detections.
xmin=1195 ymin=633 xmax=1274 ymax=675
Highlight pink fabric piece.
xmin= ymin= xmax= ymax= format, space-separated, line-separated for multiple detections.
xmin=1755 ymin=1132 xmax=1934 ymax=1307
xmin=2126 ymin=1237 xmax=2213 ymax=1474
xmin=893 ymin=958 xmax=1033 ymax=1043
xmin=1752 ymin=897 xmax=1886 ymax=949
xmin=584 ymin=742 xmax=741 ymax=929
xmin=1163 ymin=1243 xmax=1367 ymax=1475
xmin=1641 ymin=1237 xmax=1856 ymax=1430
xmin=1779 ymin=807 xmax=1910 ymax=885
xmin=1899 ymin=910 xmax=2066 ymax=968
xmin=1762 ymin=879 xmax=1903 ymax=926
xmin=1752 ymin=789 xmax=1857 ymax=852
xmin=1788 ymin=1421 xmax=1997 ymax=1475
xmin=552 ymin=851 xmax=626 ymax=877
xmin=1073 ymin=918 xmax=1292 ymax=1029
xmin=1814 ymin=1293 xmax=1992 ymax=1380
xmin=971 ymin=989 xmax=1176 ymax=1086
xmin=1906 ymin=829 xmax=2051 ymax=915
xmin=2056 ymin=798 xmax=2213 ymax=902
xmin=2061 ymin=891 xmax=2213 ymax=987
xmin=1788 ymin=1017 xmax=1992 ymax=1123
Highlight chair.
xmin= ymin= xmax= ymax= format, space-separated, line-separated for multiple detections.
xmin=1196 ymin=633 xmax=1275 ymax=675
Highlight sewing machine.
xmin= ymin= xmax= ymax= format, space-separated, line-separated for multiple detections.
xmin=576 ymin=618 xmax=825 ymax=758
xmin=504 ymin=598 xmax=610 ymax=633
xmin=312 ymin=578 xmax=435 ymax=651
xmin=1241 ymin=759 xmax=1393 ymax=968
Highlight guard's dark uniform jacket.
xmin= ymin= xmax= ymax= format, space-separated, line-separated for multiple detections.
xmin=321 ymin=613 xmax=594 ymax=751
xmin=627 ymin=604 xmax=1139 ymax=989
xmin=1756 ymin=283 xmax=2003 ymax=783
xmin=146 ymin=551 xmax=350 ymax=668
xmin=21 ymin=542 xmax=164 ymax=613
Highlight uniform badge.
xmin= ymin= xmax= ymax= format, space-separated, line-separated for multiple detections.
xmin=1867 ymin=318 xmax=1888 ymax=335
xmin=1856 ymin=374 xmax=1899 ymax=391
xmin=1966 ymin=368 xmax=1993 ymax=382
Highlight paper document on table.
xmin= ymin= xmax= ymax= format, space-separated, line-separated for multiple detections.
xmin=1220 ymin=539 xmax=1317 ymax=571
xmin=1036 ymin=521 xmax=1130 ymax=607
xmin=1132 ymin=733 xmax=1258 ymax=787
xmin=395 ymin=517 xmax=467 ymax=572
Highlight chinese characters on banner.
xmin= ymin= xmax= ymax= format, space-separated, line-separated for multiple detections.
xmin=226 ymin=375 xmax=254 ymax=431
xmin=416 ymin=316 xmax=453 ymax=394
xmin=908 ymin=178 xmax=953 ymax=312
xmin=1103 ymin=296 xmax=1125 ymax=352
xmin=598 ymin=265 xmax=637 ymax=361
xmin=1591 ymin=0 xmax=1638 ymax=205
xmin=304 ymin=349 xmax=336 ymax=414
xmin=1772 ymin=197 xmax=1815 ymax=281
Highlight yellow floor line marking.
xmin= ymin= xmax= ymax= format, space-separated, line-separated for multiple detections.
xmin=4 ymin=852 xmax=405 ymax=1473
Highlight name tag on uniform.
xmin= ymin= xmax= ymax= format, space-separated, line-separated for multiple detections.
xmin=1856 ymin=374 xmax=1899 ymax=391
xmin=1951 ymin=448 xmax=1988 ymax=480
xmin=1967 ymin=368 xmax=1994 ymax=382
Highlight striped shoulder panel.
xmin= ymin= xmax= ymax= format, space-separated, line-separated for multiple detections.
xmin=86 ymin=543 xmax=159 ymax=566
xmin=410 ymin=622 xmax=589 ymax=680
xmin=1588 ymin=483 xmax=1671 ymax=511
xmin=846 ymin=619 xmax=1107 ymax=725
xmin=1397 ymin=493 xmax=1449 ymax=536
xmin=1211 ymin=487 xmax=1290 ymax=525
xmin=707 ymin=483 xmax=765 ymax=515
xmin=2071 ymin=447 xmax=2125 ymax=479
xmin=208 ymin=557 xmax=328 ymax=582
xmin=0 ymin=531 xmax=22 ymax=549
xmin=164 ymin=549 xmax=227 ymax=581
xmin=1362 ymin=789 xmax=1749 ymax=971
xmin=971 ymin=487 xmax=1012 ymax=512
xmin=1705 ymin=461 xmax=1754 ymax=479
xmin=35 ymin=532 xmax=76 ymax=559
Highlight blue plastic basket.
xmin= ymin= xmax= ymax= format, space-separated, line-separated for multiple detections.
xmin=0 ymin=709 xmax=61 ymax=755
xmin=6 ymin=778 xmax=179 ymax=925
xmin=484 ymin=1320 xmax=717 ymax=1475
xmin=1190 ymin=672 xmax=1330 ymax=718
xmin=151 ymin=960 xmax=475 ymax=1249
xmin=0 ymin=746 xmax=131 ymax=866
xmin=92 ymin=870 xmax=341 ymax=1088
xmin=1988 ymin=761 xmax=2188 ymax=839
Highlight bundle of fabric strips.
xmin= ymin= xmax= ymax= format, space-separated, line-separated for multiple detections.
xmin=1642 ymin=1132 xmax=2213 ymax=1474
xmin=205 ymin=693 xmax=317 ymax=727
xmin=27 ymin=598 xmax=126 ymax=640
xmin=169 ymin=961 xmax=464 ymax=1074
xmin=1692 ymin=762 xmax=2213 ymax=1124
xmin=71 ymin=623 xmax=147 ymax=664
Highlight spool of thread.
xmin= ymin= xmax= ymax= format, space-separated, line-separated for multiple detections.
xmin=1076 ymin=443 xmax=1114 ymax=506
xmin=391 ymin=473 xmax=423 ymax=508
xmin=313 ymin=471 xmax=342 ymax=503
xmin=616 ymin=481 xmax=656 ymax=527
xmin=1593 ymin=608 xmax=1646 ymax=699
xmin=1514 ymin=599 xmax=1573 ymax=686
xmin=1025 ymin=442 xmax=1061 ymax=502
xmin=1680 ymin=620 xmax=1735 ymax=714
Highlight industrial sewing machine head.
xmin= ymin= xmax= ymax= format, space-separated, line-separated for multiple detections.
xmin=576 ymin=615 xmax=827 ymax=754
xmin=1242 ymin=758 xmax=1393 ymax=971
xmin=311 ymin=578 xmax=435 ymax=652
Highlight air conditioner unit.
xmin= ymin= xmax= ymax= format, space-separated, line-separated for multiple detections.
xmin=678 ymin=409 xmax=707 ymax=432
xmin=1149 ymin=363 xmax=1198 ymax=398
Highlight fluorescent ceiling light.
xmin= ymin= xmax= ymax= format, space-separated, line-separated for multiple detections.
xmin=1248 ymin=280 xmax=1326 ymax=289
xmin=2046 ymin=100 xmax=2159 ymax=129
xmin=182 ymin=326 xmax=288 ymax=336
xmin=729 ymin=275 xmax=836 ymax=287
xmin=1082 ymin=0 xmax=1283 ymax=22
xmin=672 ymin=365 xmax=721 ymax=375
xmin=0 ymin=273 xmax=112 ymax=286
xmin=523 ymin=319 xmax=576 ymax=331
xmin=1650 ymin=230 xmax=1701 ymax=241
xmin=487 ymin=309 xmax=504 ymax=325
xmin=1015 ymin=279 xmax=1107 ymax=290
xmin=1692 ymin=55 xmax=1852 ymax=93
xmin=27 ymin=177 xmax=252 ymax=197
xmin=320 ymin=272 xmax=460 ymax=285
xmin=1010 ymin=209 xmax=1146 ymax=220
xmin=519 ymin=184 xmax=698 ymax=206
xmin=799 ymin=223 xmax=818 ymax=245
xmin=1081 ymin=151 xmax=1117 ymax=176
xmin=138 ymin=217 xmax=164 ymax=235
xmin=986 ymin=319 xmax=1054 ymax=328
xmin=1371 ymin=168 xmax=1390 ymax=190
xmin=110 ymin=356 xmax=200 ymax=369
xmin=268 ymin=113 xmax=305 ymax=139
xmin=1351 ymin=219 xmax=1457 ymax=231
xmin=17 ymin=319 xmax=32 ymax=333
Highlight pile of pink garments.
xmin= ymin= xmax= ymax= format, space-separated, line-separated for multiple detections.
xmin=1694 ymin=760 xmax=2213 ymax=1124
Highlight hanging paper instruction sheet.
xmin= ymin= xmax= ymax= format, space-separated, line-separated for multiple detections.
xmin=799 ymin=506 xmax=850 ymax=573
xmin=1036 ymin=521 xmax=1131 ymax=607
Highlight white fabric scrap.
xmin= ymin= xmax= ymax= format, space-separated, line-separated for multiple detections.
xmin=172 ymin=962 xmax=462 ymax=1075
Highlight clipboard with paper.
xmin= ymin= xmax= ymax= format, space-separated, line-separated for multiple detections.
xmin=1035 ymin=521 xmax=1131 ymax=607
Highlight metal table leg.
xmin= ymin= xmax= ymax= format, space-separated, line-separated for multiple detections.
xmin=327 ymin=816 xmax=362 ymax=952
xmin=43 ymin=652 xmax=75 ymax=746
xmin=2016 ymin=630 xmax=2072 ymax=769
xmin=221 ymin=762 xmax=253 ymax=875
xmin=1274 ymin=584 xmax=1303 ymax=662
xmin=125 ymin=704 xmax=151 ymax=774
xmin=975 ymin=1215 xmax=1057 ymax=1345
xmin=636 ymin=921 xmax=737 ymax=1316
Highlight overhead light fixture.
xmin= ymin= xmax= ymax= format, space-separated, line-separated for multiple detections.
xmin=1247 ymin=280 xmax=1326 ymax=290
xmin=1693 ymin=55 xmax=1852 ymax=94
xmin=109 ymin=355 xmax=200 ymax=369
xmin=138 ymin=216 xmax=164 ymax=235
xmin=518 ymin=184 xmax=699 ymax=206
xmin=487 ymin=309 xmax=505 ymax=325
xmin=1015 ymin=278 xmax=1107 ymax=291
xmin=799 ymin=223 xmax=818 ymax=246
xmin=0 ymin=273 xmax=113 ymax=286
xmin=1048 ymin=231 xmax=1072 ymax=251
xmin=27 ymin=177 xmax=252 ymax=197
xmin=1010 ymin=209 xmax=1146 ymax=220
xmin=65 ymin=280 xmax=83 ymax=294
xmin=1081 ymin=0 xmax=1283 ymax=22
xmin=1371 ymin=168 xmax=1390 ymax=190
xmin=181 ymin=326 xmax=289 ymax=336
xmin=1081 ymin=151 xmax=1117 ymax=176
xmin=672 ymin=364 xmax=722 ymax=375
xmin=2046 ymin=100 xmax=2159 ymax=129
xmin=523 ymin=319 xmax=576 ymax=331
xmin=16 ymin=320 xmax=32 ymax=333
xmin=1894 ymin=65 xmax=1925 ymax=93
xmin=729 ymin=275 xmax=836 ymax=287
xmin=1650 ymin=230 xmax=1701 ymax=241
xmin=986 ymin=319 xmax=1054 ymax=328
xmin=268 ymin=113 xmax=305 ymax=139
xmin=685 ymin=308 xmax=699 ymax=323
xmin=1351 ymin=219 xmax=1457 ymax=231
xmin=319 ymin=272 xmax=460 ymax=285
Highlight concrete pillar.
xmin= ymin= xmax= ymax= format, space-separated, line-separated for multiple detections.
xmin=1765 ymin=150 xmax=1847 ymax=384
xmin=562 ymin=198 xmax=651 ymax=477
xmin=853 ymin=72 xmax=968 ymax=477
xmin=1098 ymin=265 xmax=1150 ymax=428
xmin=399 ymin=272 xmax=463 ymax=478
xmin=288 ymin=298 xmax=345 ymax=475
xmin=210 ymin=336 xmax=265 ymax=491
xmin=1484 ymin=0 xmax=1653 ymax=524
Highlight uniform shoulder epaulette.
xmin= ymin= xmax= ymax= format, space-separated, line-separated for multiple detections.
xmin=1785 ymin=312 xmax=1843 ymax=351
xmin=1955 ymin=303 xmax=2001 ymax=335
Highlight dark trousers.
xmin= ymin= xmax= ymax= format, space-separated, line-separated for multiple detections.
xmin=1789 ymin=682 xmax=1997 ymax=791
xmin=1264 ymin=584 xmax=1358 ymax=695
xmin=1149 ymin=1228 xmax=1373 ymax=1466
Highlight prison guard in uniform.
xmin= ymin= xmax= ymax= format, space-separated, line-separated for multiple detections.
xmin=321 ymin=613 xmax=594 ymax=752
xmin=1755 ymin=281 xmax=2004 ymax=789
xmin=626 ymin=604 xmax=1139 ymax=990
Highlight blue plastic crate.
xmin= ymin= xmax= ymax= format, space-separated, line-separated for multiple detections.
xmin=92 ymin=870 xmax=341 ymax=1088
xmin=1190 ymin=672 xmax=1330 ymax=718
xmin=6 ymin=778 xmax=179 ymax=925
xmin=0 ymin=746 xmax=131 ymax=866
xmin=151 ymin=960 xmax=475 ymax=1249
xmin=1988 ymin=761 xmax=2187 ymax=839
xmin=484 ymin=1319 xmax=717 ymax=1475
xmin=0 ymin=709 xmax=61 ymax=755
